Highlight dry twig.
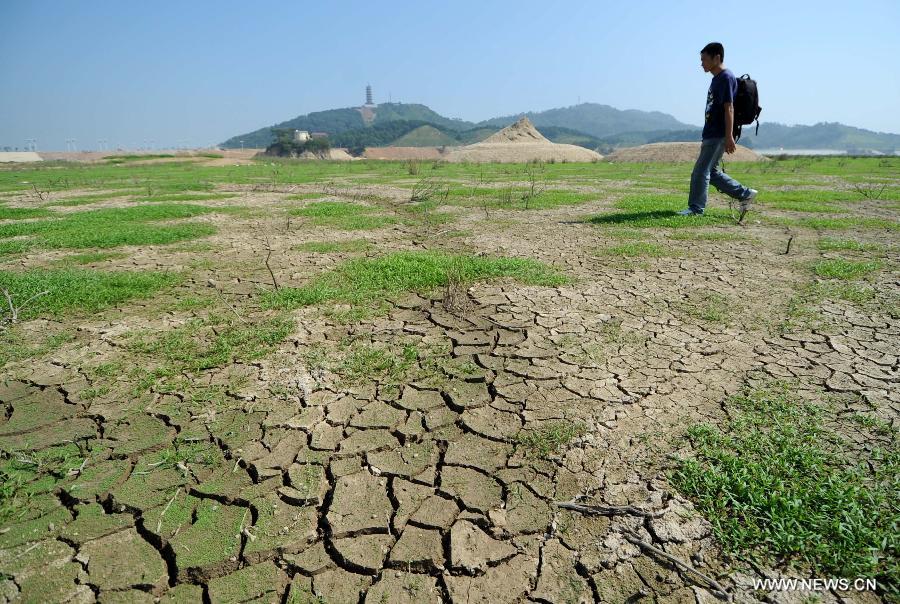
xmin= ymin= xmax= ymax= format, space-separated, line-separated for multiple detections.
xmin=2 ymin=287 xmax=50 ymax=327
xmin=263 ymin=237 xmax=279 ymax=291
xmin=554 ymin=500 xmax=663 ymax=518
xmin=623 ymin=529 xmax=731 ymax=601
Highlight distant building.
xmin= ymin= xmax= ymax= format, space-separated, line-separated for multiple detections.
xmin=310 ymin=132 xmax=328 ymax=139
xmin=293 ymin=130 xmax=310 ymax=143
xmin=357 ymin=85 xmax=377 ymax=124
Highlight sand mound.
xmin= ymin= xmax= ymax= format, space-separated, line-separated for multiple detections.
xmin=326 ymin=148 xmax=355 ymax=161
xmin=445 ymin=117 xmax=603 ymax=163
xmin=0 ymin=152 xmax=42 ymax=163
xmin=605 ymin=142 xmax=767 ymax=163
xmin=481 ymin=117 xmax=550 ymax=144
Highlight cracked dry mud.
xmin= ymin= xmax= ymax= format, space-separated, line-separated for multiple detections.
xmin=1 ymin=171 xmax=898 ymax=604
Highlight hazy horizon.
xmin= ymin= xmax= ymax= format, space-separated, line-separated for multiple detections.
xmin=2 ymin=0 xmax=899 ymax=151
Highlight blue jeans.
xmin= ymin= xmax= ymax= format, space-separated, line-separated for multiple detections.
xmin=688 ymin=137 xmax=751 ymax=213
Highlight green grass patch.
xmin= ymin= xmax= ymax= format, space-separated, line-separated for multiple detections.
xmin=288 ymin=201 xmax=396 ymax=230
xmin=0 ymin=268 xmax=179 ymax=319
xmin=128 ymin=315 xmax=293 ymax=373
xmin=773 ymin=216 xmax=899 ymax=231
xmin=762 ymin=199 xmax=840 ymax=213
xmin=132 ymin=192 xmax=235 ymax=203
xmin=43 ymin=190 xmax=137 ymax=206
xmin=813 ymin=258 xmax=881 ymax=280
xmin=588 ymin=194 xmax=736 ymax=228
xmin=262 ymin=251 xmax=567 ymax=309
xmin=335 ymin=341 xmax=419 ymax=386
xmin=759 ymin=188 xmax=862 ymax=209
xmin=57 ymin=251 xmax=128 ymax=265
xmin=447 ymin=187 xmax=595 ymax=210
xmin=0 ymin=203 xmax=219 ymax=249
xmin=516 ymin=421 xmax=587 ymax=457
xmin=0 ymin=205 xmax=52 ymax=220
xmin=292 ymin=240 xmax=371 ymax=253
xmin=816 ymin=237 xmax=883 ymax=252
xmin=667 ymin=230 xmax=746 ymax=241
xmin=104 ymin=154 xmax=175 ymax=164
xmin=517 ymin=190 xmax=596 ymax=210
xmin=284 ymin=192 xmax=325 ymax=201
xmin=780 ymin=280 xmax=879 ymax=333
xmin=676 ymin=291 xmax=731 ymax=322
xmin=672 ymin=384 xmax=898 ymax=593
xmin=0 ymin=329 xmax=74 ymax=368
xmin=0 ymin=239 xmax=32 ymax=257
xmin=604 ymin=229 xmax=646 ymax=240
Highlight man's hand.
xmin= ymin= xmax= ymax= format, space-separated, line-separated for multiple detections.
xmin=724 ymin=102 xmax=736 ymax=153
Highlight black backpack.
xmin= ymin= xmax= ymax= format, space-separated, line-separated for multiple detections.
xmin=733 ymin=74 xmax=761 ymax=142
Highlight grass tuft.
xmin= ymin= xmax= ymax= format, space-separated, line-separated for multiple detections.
xmin=0 ymin=203 xmax=219 ymax=249
xmin=0 ymin=205 xmax=52 ymax=220
xmin=128 ymin=315 xmax=293 ymax=373
xmin=672 ymin=384 xmax=898 ymax=592
xmin=813 ymin=258 xmax=881 ymax=280
xmin=289 ymin=201 xmax=395 ymax=230
xmin=816 ymin=238 xmax=883 ymax=252
xmin=0 ymin=268 xmax=179 ymax=319
xmin=588 ymin=194 xmax=736 ymax=228
xmin=516 ymin=421 xmax=587 ymax=457
xmin=262 ymin=251 xmax=566 ymax=310
xmin=0 ymin=240 xmax=32 ymax=257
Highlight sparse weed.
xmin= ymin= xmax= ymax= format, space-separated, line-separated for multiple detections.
xmin=516 ymin=421 xmax=587 ymax=457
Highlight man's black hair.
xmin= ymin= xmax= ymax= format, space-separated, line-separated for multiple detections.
xmin=700 ymin=42 xmax=724 ymax=61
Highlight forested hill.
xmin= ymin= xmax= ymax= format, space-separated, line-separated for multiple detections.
xmin=221 ymin=103 xmax=474 ymax=149
xmin=222 ymin=102 xmax=900 ymax=154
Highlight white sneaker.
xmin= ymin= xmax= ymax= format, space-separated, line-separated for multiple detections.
xmin=739 ymin=189 xmax=757 ymax=221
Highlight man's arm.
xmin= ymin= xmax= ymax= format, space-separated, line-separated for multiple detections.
xmin=724 ymin=102 xmax=736 ymax=153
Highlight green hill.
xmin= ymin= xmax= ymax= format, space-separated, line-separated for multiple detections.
xmin=222 ymin=103 xmax=474 ymax=149
xmin=370 ymin=104 xmax=474 ymax=131
xmin=595 ymin=129 xmax=702 ymax=152
xmin=222 ymin=107 xmax=365 ymax=149
xmin=392 ymin=125 xmax=460 ymax=147
xmin=744 ymin=122 xmax=900 ymax=153
xmin=221 ymin=101 xmax=899 ymax=154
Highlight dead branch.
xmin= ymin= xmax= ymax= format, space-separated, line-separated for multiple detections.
xmin=215 ymin=290 xmax=246 ymax=324
xmin=263 ymin=237 xmax=279 ymax=291
xmin=783 ymin=234 xmax=795 ymax=255
xmin=623 ymin=529 xmax=731 ymax=601
xmin=2 ymin=288 xmax=50 ymax=327
xmin=410 ymin=177 xmax=449 ymax=204
xmin=554 ymin=500 xmax=663 ymax=518
xmin=31 ymin=183 xmax=49 ymax=202
xmin=851 ymin=182 xmax=886 ymax=200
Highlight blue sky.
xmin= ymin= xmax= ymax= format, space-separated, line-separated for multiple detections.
xmin=1 ymin=0 xmax=898 ymax=150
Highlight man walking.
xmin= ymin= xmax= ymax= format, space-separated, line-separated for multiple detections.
xmin=680 ymin=42 xmax=757 ymax=220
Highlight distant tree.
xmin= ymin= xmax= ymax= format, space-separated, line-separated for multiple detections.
xmin=265 ymin=128 xmax=331 ymax=157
